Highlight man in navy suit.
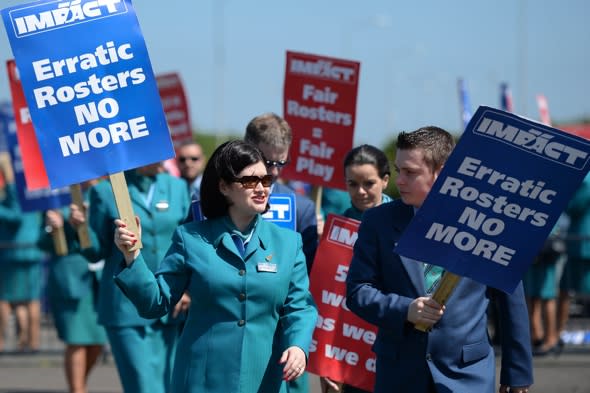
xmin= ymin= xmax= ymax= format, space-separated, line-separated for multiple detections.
xmin=244 ymin=113 xmax=318 ymax=271
xmin=346 ymin=126 xmax=533 ymax=393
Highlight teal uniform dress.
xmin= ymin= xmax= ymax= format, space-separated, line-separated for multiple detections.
xmin=114 ymin=214 xmax=318 ymax=393
xmin=0 ymin=184 xmax=43 ymax=302
xmin=39 ymin=201 xmax=107 ymax=345
xmin=83 ymin=172 xmax=190 ymax=393
xmin=523 ymin=214 xmax=569 ymax=300
xmin=563 ymin=174 xmax=590 ymax=294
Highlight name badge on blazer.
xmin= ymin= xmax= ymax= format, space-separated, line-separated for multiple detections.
xmin=257 ymin=262 xmax=278 ymax=273
xmin=155 ymin=200 xmax=169 ymax=211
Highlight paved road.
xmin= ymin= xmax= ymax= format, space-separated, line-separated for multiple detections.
xmin=1 ymin=349 xmax=590 ymax=393
xmin=1 ymin=315 xmax=589 ymax=392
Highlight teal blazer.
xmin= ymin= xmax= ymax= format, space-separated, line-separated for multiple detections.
xmin=115 ymin=214 xmax=318 ymax=393
xmin=0 ymin=183 xmax=43 ymax=263
xmin=85 ymin=173 xmax=190 ymax=327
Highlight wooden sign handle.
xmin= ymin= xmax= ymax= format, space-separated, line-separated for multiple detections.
xmin=310 ymin=185 xmax=323 ymax=217
xmin=414 ymin=272 xmax=462 ymax=332
xmin=69 ymin=184 xmax=91 ymax=249
xmin=51 ymin=227 xmax=68 ymax=256
xmin=109 ymin=172 xmax=142 ymax=251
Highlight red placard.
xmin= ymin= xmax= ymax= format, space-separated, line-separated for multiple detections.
xmin=561 ymin=124 xmax=590 ymax=140
xmin=6 ymin=60 xmax=50 ymax=190
xmin=307 ymin=214 xmax=375 ymax=391
xmin=282 ymin=51 xmax=360 ymax=190
xmin=156 ymin=72 xmax=193 ymax=146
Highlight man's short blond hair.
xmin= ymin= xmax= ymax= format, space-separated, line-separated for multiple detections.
xmin=244 ymin=113 xmax=292 ymax=149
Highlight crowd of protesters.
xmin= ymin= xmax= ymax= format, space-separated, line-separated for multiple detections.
xmin=0 ymin=114 xmax=589 ymax=393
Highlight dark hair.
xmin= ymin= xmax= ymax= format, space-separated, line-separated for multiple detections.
xmin=200 ymin=140 xmax=266 ymax=219
xmin=396 ymin=126 xmax=455 ymax=172
xmin=343 ymin=144 xmax=390 ymax=179
xmin=244 ymin=112 xmax=292 ymax=149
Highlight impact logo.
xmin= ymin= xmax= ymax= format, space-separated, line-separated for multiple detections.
xmin=475 ymin=112 xmax=590 ymax=170
xmin=8 ymin=0 xmax=127 ymax=38
xmin=288 ymin=54 xmax=358 ymax=84
xmin=327 ymin=218 xmax=358 ymax=249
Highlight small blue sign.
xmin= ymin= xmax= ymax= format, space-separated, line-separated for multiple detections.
xmin=189 ymin=194 xmax=296 ymax=231
xmin=0 ymin=102 xmax=70 ymax=211
xmin=1 ymin=0 xmax=174 ymax=189
xmin=263 ymin=193 xmax=296 ymax=230
xmin=395 ymin=106 xmax=590 ymax=293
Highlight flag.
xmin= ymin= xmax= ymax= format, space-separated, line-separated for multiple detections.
xmin=500 ymin=83 xmax=514 ymax=112
xmin=458 ymin=78 xmax=472 ymax=131
xmin=536 ymin=94 xmax=551 ymax=126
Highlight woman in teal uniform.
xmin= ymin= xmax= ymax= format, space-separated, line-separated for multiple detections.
xmin=523 ymin=213 xmax=568 ymax=356
xmin=0 ymin=182 xmax=43 ymax=352
xmin=321 ymin=144 xmax=391 ymax=393
xmin=113 ymin=141 xmax=317 ymax=393
xmin=558 ymin=174 xmax=590 ymax=347
xmin=71 ymin=164 xmax=190 ymax=393
xmin=41 ymin=180 xmax=107 ymax=393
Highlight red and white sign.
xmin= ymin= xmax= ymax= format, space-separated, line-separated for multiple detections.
xmin=307 ymin=214 xmax=375 ymax=392
xmin=156 ymin=72 xmax=193 ymax=146
xmin=282 ymin=51 xmax=360 ymax=189
xmin=536 ymin=94 xmax=551 ymax=126
xmin=7 ymin=60 xmax=49 ymax=190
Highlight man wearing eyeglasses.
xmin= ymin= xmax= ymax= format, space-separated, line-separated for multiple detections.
xmin=245 ymin=113 xmax=319 ymax=270
xmin=245 ymin=113 xmax=318 ymax=393
xmin=176 ymin=141 xmax=206 ymax=201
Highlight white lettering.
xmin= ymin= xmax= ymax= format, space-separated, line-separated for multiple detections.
xmin=321 ymin=290 xmax=350 ymax=310
xmin=13 ymin=0 xmax=124 ymax=36
xmin=324 ymin=345 xmax=359 ymax=365
xmin=342 ymin=323 xmax=376 ymax=345
xmin=290 ymin=59 xmax=356 ymax=82
xmin=58 ymin=116 xmax=148 ymax=157
xmin=476 ymin=118 xmax=588 ymax=168
xmin=425 ymin=222 xmax=515 ymax=266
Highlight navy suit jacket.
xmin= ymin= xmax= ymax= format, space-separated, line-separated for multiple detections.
xmin=272 ymin=182 xmax=318 ymax=272
xmin=346 ymin=200 xmax=533 ymax=393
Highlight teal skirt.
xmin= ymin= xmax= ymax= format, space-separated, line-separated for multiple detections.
xmin=0 ymin=262 xmax=41 ymax=301
xmin=523 ymin=261 xmax=557 ymax=299
xmin=560 ymin=257 xmax=590 ymax=294
xmin=49 ymin=288 xmax=107 ymax=345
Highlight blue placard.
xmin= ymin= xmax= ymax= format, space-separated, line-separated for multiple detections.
xmin=0 ymin=102 xmax=70 ymax=211
xmin=263 ymin=193 xmax=296 ymax=230
xmin=395 ymin=106 xmax=590 ymax=293
xmin=1 ymin=0 xmax=174 ymax=189
xmin=189 ymin=194 xmax=296 ymax=231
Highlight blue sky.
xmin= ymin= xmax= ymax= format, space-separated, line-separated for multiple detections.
xmin=1 ymin=0 xmax=589 ymax=148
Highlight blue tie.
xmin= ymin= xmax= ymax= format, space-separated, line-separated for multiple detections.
xmin=424 ymin=263 xmax=444 ymax=294
xmin=232 ymin=234 xmax=245 ymax=257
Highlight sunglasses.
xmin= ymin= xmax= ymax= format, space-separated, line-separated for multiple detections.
xmin=233 ymin=175 xmax=273 ymax=189
xmin=178 ymin=156 xmax=201 ymax=163
xmin=263 ymin=158 xmax=289 ymax=168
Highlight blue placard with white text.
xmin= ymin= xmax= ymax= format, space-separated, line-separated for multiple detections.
xmin=1 ymin=0 xmax=174 ymax=189
xmin=263 ymin=193 xmax=296 ymax=230
xmin=0 ymin=102 xmax=70 ymax=211
xmin=395 ymin=106 xmax=590 ymax=293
